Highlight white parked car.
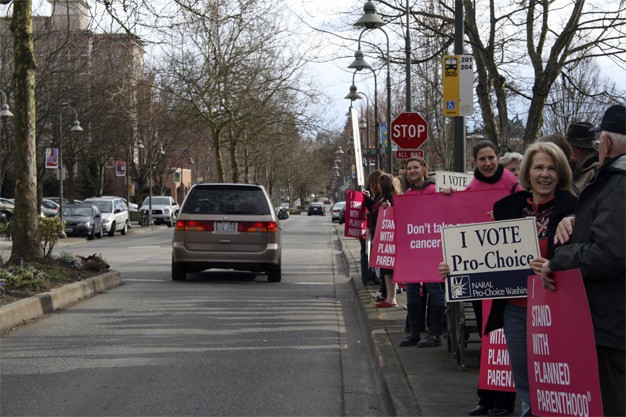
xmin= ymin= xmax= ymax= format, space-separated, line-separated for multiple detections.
xmin=139 ymin=196 xmax=180 ymax=227
xmin=83 ymin=196 xmax=129 ymax=236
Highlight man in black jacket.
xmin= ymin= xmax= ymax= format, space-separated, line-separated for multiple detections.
xmin=542 ymin=104 xmax=626 ymax=417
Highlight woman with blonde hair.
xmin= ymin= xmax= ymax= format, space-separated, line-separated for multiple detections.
xmin=441 ymin=141 xmax=576 ymax=416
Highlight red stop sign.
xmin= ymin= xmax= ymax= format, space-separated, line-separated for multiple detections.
xmin=390 ymin=112 xmax=428 ymax=149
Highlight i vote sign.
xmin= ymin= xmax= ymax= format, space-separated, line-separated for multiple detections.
xmin=441 ymin=218 xmax=539 ymax=302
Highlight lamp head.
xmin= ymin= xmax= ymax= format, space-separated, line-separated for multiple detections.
xmin=0 ymin=104 xmax=13 ymax=118
xmin=70 ymin=120 xmax=83 ymax=132
xmin=354 ymin=1 xmax=386 ymax=29
xmin=344 ymin=85 xmax=362 ymax=101
xmin=348 ymin=49 xmax=372 ymax=71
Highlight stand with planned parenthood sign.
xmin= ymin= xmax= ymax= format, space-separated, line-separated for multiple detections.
xmin=527 ymin=270 xmax=603 ymax=417
xmin=344 ymin=190 xmax=366 ymax=238
xmin=441 ymin=217 xmax=539 ymax=302
xmin=478 ymin=300 xmax=515 ymax=392
xmin=369 ymin=206 xmax=395 ymax=269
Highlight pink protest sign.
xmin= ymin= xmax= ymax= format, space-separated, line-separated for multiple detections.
xmin=479 ymin=300 xmax=515 ymax=392
xmin=393 ymin=188 xmax=508 ymax=283
xmin=369 ymin=206 xmax=395 ymax=269
xmin=344 ymin=190 xmax=366 ymax=238
xmin=528 ymin=270 xmax=603 ymax=417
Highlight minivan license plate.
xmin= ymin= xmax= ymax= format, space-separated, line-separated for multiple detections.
xmin=216 ymin=222 xmax=236 ymax=232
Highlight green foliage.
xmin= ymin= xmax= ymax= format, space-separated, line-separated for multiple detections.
xmin=0 ymin=266 xmax=47 ymax=293
xmin=38 ymin=217 xmax=66 ymax=257
xmin=0 ymin=253 xmax=111 ymax=300
xmin=0 ymin=223 xmax=7 ymax=236
xmin=56 ymin=251 xmax=83 ymax=269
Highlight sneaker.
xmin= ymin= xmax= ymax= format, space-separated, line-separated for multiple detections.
xmin=399 ymin=334 xmax=421 ymax=347
xmin=417 ymin=334 xmax=441 ymax=348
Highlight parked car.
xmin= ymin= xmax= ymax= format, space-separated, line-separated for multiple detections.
xmin=172 ymin=183 xmax=282 ymax=282
xmin=82 ymin=196 xmax=129 ymax=237
xmin=331 ymin=201 xmax=346 ymax=223
xmin=0 ymin=197 xmax=14 ymax=220
xmin=41 ymin=199 xmax=60 ymax=217
xmin=62 ymin=203 xmax=103 ymax=239
xmin=139 ymin=196 xmax=180 ymax=227
xmin=44 ymin=197 xmax=80 ymax=206
xmin=307 ymin=202 xmax=325 ymax=216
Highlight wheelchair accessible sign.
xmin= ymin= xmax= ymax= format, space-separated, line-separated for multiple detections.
xmin=441 ymin=217 xmax=539 ymax=302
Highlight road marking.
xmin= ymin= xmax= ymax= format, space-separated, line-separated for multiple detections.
xmin=128 ymin=246 xmax=161 ymax=248
xmin=123 ymin=279 xmax=167 ymax=282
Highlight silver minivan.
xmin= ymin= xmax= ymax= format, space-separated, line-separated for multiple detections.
xmin=171 ymin=183 xmax=282 ymax=282
xmin=83 ymin=196 xmax=129 ymax=237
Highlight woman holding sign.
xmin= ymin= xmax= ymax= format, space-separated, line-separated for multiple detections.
xmin=398 ymin=156 xmax=447 ymax=348
xmin=488 ymin=142 xmax=576 ymax=416
xmin=450 ymin=140 xmax=522 ymax=416
xmin=441 ymin=142 xmax=576 ymax=416
xmin=373 ymin=173 xmax=402 ymax=308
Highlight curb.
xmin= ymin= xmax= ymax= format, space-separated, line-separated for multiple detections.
xmin=0 ymin=270 xmax=122 ymax=333
xmin=337 ymin=229 xmax=423 ymax=416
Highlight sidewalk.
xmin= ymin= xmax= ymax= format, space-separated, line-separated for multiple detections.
xmin=338 ymin=229 xmax=502 ymax=417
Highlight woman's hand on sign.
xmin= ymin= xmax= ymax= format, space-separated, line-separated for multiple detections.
xmin=541 ymin=261 xmax=556 ymax=291
xmin=554 ymin=216 xmax=575 ymax=246
xmin=438 ymin=262 xmax=450 ymax=279
xmin=363 ymin=190 xmax=371 ymax=198
xmin=441 ymin=187 xmax=454 ymax=196
xmin=381 ymin=200 xmax=390 ymax=209
xmin=530 ymin=257 xmax=547 ymax=275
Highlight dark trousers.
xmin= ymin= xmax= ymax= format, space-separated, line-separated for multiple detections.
xmin=597 ymin=345 xmax=626 ymax=417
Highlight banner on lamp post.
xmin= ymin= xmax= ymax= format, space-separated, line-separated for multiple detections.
xmin=350 ymin=107 xmax=365 ymax=187
xmin=45 ymin=148 xmax=58 ymax=169
xmin=116 ymin=160 xmax=126 ymax=177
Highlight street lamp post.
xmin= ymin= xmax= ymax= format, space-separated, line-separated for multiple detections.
xmin=344 ymin=74 xmax=372 ymax=178
xmin=147 ymin=144 xmax=165 ymax=226
xmin=358 ymin=92 xmax=370 ymax=177
xmin=353 ymin=1 xmax=392 ymax=173
xmin=58 ymin=106 xmax=83 ymax=222
xmin=177 ymin=149 xmax=194 ymax=204
xmin=348 ymin=50 xmax=380 ymax=169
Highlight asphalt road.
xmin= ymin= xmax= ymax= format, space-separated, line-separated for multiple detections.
xmin=0 ymin=214 xmax=389 ymax=416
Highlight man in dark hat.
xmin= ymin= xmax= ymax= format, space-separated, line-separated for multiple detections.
xmin=541 ymin=104 xmax=626 ymax=416
xmin=565 ymin=121 xmax=599 ymax=194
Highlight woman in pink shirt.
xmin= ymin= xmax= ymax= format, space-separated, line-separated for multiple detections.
xmin=399 ymin=156 xmax=447 ymax=348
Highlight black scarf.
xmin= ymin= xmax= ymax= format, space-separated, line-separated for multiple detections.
xmin=474 ymin=164 xmax=504 ymax=184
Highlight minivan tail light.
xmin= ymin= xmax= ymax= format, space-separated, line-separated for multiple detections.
xmin=237 ymin=222 xmax=279 ymax=233
xmin=175 ymin=219 xmax=214 ymax=231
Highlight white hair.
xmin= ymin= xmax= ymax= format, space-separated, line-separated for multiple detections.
xmin=500 ymin=152 xmax=523 ymax=165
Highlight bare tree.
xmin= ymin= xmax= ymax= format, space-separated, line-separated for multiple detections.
xmin=365 ymin=0 xmax=625 ymax=148
xmin=1 ymin=0 xmax=42 ymax=261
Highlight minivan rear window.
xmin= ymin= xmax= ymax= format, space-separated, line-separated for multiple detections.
xmin=182 ymin=185 xmax=271 ymax=215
